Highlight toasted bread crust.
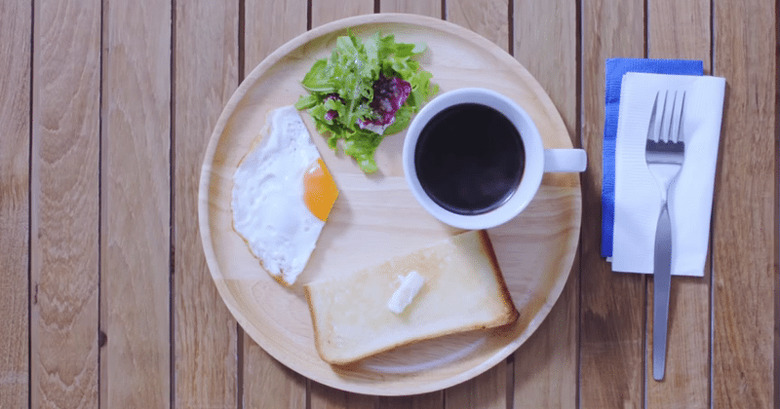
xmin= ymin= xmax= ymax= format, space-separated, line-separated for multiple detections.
xmin=476 ymin=230 xmax=519 ymax=326
xmin=304 ymin=230 xmax=519 ymax=365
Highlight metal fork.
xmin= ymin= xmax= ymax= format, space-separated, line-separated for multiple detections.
xmin=645 ymin=90 xmax=686 ymax=381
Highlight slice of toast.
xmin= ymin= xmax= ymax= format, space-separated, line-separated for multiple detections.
xmin=304 ymin=230 xmax=518 ymax=365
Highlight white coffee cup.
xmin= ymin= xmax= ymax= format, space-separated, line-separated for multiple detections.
xmin=402 ymin=88 xmax=586 ymax=230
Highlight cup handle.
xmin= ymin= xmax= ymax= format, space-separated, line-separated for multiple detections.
xmin=543 ymin=149 xmax=587 ymax=172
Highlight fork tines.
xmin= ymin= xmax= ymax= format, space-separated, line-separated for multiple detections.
xmin=645 ymin=139 xmax=685 ymax=152
xmin=646 ymin=90 xmax=686 ymax=163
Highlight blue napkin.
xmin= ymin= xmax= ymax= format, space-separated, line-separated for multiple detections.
xmin=601 ymin=58 xmax=704 ymax=258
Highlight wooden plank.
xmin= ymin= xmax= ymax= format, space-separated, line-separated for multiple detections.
xmin=511 ymin=0 xmax=578 ymax=407
xmin=513 ymin=0 xmax=576 ymax=137
xmin=100 ymin=0 xmax=172 ymax=407
xmin=311 ymin=0 xmax=374 ymax=28
xmin=0 ymin=1 xmax=31 ymax=407
xmin=443 ymin=2 xmax=510 ymax=407
xmin=579 ymin=0 xmax=647 ymax=408
xmin=241 ymin=1 xmax=308 ymax=408
xmin=445 ymin=0 xmax=508 ymax=53
xmin=648 ymin=0 xmax=710 ymax=66
xmin=445 ymin=365 xmax=508 ymax=409
xmin=378 ymin=393 xmax=444 ymax=409
xmin=380 ymin=0 xmax=441 ymax=17
xmin=244 ymin=347 xmax=306 ymax=409
xmin=29 ymin=0 xmax=101 ymax=407
xmin=310 ymin=383 xmax=378 ymax=409
xmin=712 ymin=0 xmax=776 ymax=406
xmin=244 ymin=0 xmax=310 ymax=71
xmin=173 ymin=1 xmax=239 ymax=407
xmin=645 ymin=0 xmax=711 ymax=407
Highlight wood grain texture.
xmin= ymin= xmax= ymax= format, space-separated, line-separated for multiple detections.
xmin=0 ymin=1 xmax=30 ymax=408
xmin=645 ymin=0 xmax=711 ymax=407
xmin=511 ymin=0 xmax=578 ymax=407
xmin=513 ymin=0 xmax=577 ymax=137
xmin=30 ymin=0 xmax=101 ymax=407
xmin=445 ymin=364 xmax=507 ymax=409
xmin=310 ymin=382 xmax=378 ymax=409
xmin=579 ymin=0 xmax=646 ymax=408
xmin=240 ymin=1 xmax=309 ymax=407
xmin=244 ymin=345 xmax=306 ymax=409
xmin=648 ymin=0 xmax=710 ymax=69
xmin=100 ymin=0 xmax=171 ymax=407
xmin=377 ymin=392 xmax=444 ymax=409
xmin=244 ymin=0 xmax=308 ymax=72
xmin=311 ymin=0 xmax=374 ymax=27
xmin=712 ymin=0 xmax=776 ymax=406
xmin=173 ymin=1 xmax=239 ymax=407
xmin=445 ymin=0 xmax=508 ymax=54
xmin=379 ymin=0 xmax=441 ymax=17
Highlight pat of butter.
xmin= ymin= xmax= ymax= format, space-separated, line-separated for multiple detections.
xmin=387 ymin=271 xmax=425 ymax=314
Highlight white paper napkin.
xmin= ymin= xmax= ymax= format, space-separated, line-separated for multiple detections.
xmin=611 ymin=72 xmax=726 ymax=276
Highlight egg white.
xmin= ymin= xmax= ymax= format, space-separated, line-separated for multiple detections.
xmin=231 ymin=106 xmax=324 ymax=285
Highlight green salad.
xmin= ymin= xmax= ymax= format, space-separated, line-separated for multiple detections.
xmin=295 ymin=32 xmax=438 ymax=173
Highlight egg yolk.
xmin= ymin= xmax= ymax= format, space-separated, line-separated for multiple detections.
xmin=303 ymin=158 xmax=339 ymax=221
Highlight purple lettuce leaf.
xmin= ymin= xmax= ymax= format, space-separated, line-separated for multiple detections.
xmin=357 ymin=75 xmax=411 ymax=135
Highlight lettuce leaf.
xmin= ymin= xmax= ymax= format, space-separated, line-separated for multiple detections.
xmin=295 ymin=31 xmax=438 ymax=173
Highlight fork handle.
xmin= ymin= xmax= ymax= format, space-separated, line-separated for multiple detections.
xmin=652 ymin=203 xmax=672 ymax=381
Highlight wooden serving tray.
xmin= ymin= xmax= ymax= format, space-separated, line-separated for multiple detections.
xmin=199 ymin=13 xmax=581 ymax=396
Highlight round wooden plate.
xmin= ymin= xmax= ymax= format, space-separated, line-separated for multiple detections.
xmin=199 ymin=13 xmax=581 ymax=396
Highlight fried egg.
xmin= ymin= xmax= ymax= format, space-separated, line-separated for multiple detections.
xmin=232 ymin=106 xmax=339 ymax=285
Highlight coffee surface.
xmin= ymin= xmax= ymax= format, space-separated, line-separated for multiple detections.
xmin=414 ymin=103 xmax=525 ymax=215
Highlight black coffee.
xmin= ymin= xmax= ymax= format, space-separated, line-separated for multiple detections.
xmin=414 ymin=103 xmax=525 ymax=215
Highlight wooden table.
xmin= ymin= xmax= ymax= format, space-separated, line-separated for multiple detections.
xmin=1 ymin=0 xmax=776 ymax=407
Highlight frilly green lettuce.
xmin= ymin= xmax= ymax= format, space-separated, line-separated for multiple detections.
xmin=295 ymin=31 xmax=438 ymax=173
